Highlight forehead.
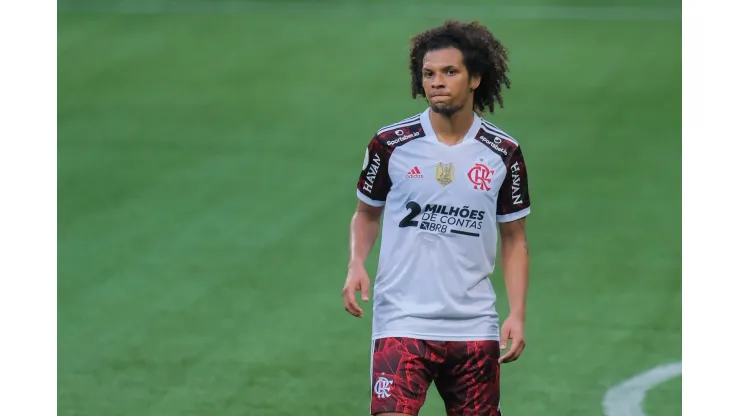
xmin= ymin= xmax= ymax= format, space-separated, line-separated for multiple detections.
xmin=422 ymin=47 xmax=464 ymax=68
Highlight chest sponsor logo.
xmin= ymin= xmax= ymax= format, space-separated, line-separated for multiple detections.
xmin=398 ymin=201 xmax=485 ymax=237
xmin=435 ymin=162 xmax=454 ymax=186
xmin=467 ymin=162 xmax=494 ymax=191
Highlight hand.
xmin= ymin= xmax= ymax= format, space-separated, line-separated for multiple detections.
xmin=499 ymin=316 xmax=526 ymax=363
xmin=342 ymin=264 xmax=371 ymax=318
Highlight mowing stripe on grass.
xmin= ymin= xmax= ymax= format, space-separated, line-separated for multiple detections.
xmin=58 ymin=1 xmax=681 ymax=22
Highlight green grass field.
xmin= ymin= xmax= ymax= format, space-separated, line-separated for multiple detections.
xmin=58 ymin=0 xmax=681 ymax=414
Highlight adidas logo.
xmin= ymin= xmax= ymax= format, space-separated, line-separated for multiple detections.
xmin=406 ymin=166 xmax=423 ymax=179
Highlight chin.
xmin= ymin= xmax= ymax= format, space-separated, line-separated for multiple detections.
xmin=431 ymin=103 xmax=461 ymax=116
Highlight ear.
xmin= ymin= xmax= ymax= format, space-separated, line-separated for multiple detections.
xmin=470 ymin=74 xmax=482 ymax=91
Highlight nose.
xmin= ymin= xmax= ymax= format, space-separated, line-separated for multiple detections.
xmin=431 ymin=73 xmax=445 ymax=88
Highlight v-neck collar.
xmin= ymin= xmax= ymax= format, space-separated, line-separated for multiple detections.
xmin=420 ymin=107 xmax=482 ymax=147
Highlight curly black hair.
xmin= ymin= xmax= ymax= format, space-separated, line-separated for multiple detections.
xmin=409 ymin=20 xmax=511 ymax=114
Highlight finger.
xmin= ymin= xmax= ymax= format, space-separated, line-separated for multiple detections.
xmin=360 ymin=278 xmax=370 ymax=302
xmin=346 ymin=297 xmax=363 ymax=317
xmin=343 ymin=291 xmax=363 ymax=317
xmin=345 ymin=305 xmax=362 ymax=318
xmin=505 ymin=339 xmax=526 ymax=363
xmin=499 ymin=339 xmax=521 ymax=363
xmin=499 ymin=328 xmax=510 ymax=351
xmin=513 ymin=341 xmax=526 ymax=360
xmin=344 ymin=300 xmax=362 ymax=317
xmin=341 ymin=283 xmax=362 ymax=316
xmin=499 ymin=349 xmax=515 ymax=363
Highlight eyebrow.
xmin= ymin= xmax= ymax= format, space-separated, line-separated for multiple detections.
xmin=423 ymin=65 xmax=459 ymax=71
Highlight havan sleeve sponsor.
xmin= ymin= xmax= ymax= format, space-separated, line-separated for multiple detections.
xmin=496 ymin=145 xmax=531 ymax=222
xmin=357 ymin=134 xmax=392 ymax=207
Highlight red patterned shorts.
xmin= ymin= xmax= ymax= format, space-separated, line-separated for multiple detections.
xmin=370 ymin=337 xmax=502 ymax=416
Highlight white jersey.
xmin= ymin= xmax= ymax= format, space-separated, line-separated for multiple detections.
xmin=356 ymin=108 xmax=531 ymax=341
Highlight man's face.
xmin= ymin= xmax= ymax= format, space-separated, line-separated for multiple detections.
xmin=422 ymin=47 xmax=480 ymax=116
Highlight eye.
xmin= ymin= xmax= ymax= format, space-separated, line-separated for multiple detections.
xmin=446 ymin=69 xmax=457 ymax=75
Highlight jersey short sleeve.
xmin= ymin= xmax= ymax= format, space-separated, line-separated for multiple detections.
xmin=496 ymin=146 xmax=531 ymax=222
xmin=356 ymin=135 xmax=392 ymax=207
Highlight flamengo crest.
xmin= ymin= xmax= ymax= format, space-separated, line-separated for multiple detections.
xmin=374 ymin=376 xmax=393 ymax=399
xmin=467 ymin=162 xmax=493 ymax=191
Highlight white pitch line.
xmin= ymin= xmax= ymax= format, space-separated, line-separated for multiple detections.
xmin=603 ymin=362 xmax=682 ymax=416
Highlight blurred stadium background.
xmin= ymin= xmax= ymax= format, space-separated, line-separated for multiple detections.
xmin=58 ymin=0 xmax=681 ymax=414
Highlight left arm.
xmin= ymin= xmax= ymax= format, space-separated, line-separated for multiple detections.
xmin=495 ymin=144 xmax=532 ymax=363
xmin=500 ymin=218 xmax=529 ymax=322
xmin=498 ymin=218 xmax=529 ymax=363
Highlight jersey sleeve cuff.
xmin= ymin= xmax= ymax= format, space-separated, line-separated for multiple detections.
xmin=496 ymin=207 xmax=530 ymax=223
xmin=356 ymin=189 xmax=386 ymax=207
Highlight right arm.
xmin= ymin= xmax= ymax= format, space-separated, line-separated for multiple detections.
xmin=348 ymin=201 xmax=384 ymax=271
xmin=343 ymin=135 xmax=391 ymax=318
xmin=343 ymin=201 xmax=384 ymax=318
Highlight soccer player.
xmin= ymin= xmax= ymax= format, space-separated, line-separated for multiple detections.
xmin=342 ymin=20 xmax=531 ymax=416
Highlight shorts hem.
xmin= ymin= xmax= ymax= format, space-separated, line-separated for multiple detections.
xmin=370 ymin=405 xmax=420 ymax=416
xmin=372 ymin=332 xmax=500 ymax=342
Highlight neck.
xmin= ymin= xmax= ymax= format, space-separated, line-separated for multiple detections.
xmin=429 ymin=104 xmax=476 ymax=146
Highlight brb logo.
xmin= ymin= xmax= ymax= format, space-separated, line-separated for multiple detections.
xmin=374 ymin=376 xmax=393 ymax=399
xmin=467 ymin=163 xmax=493 ymax=191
